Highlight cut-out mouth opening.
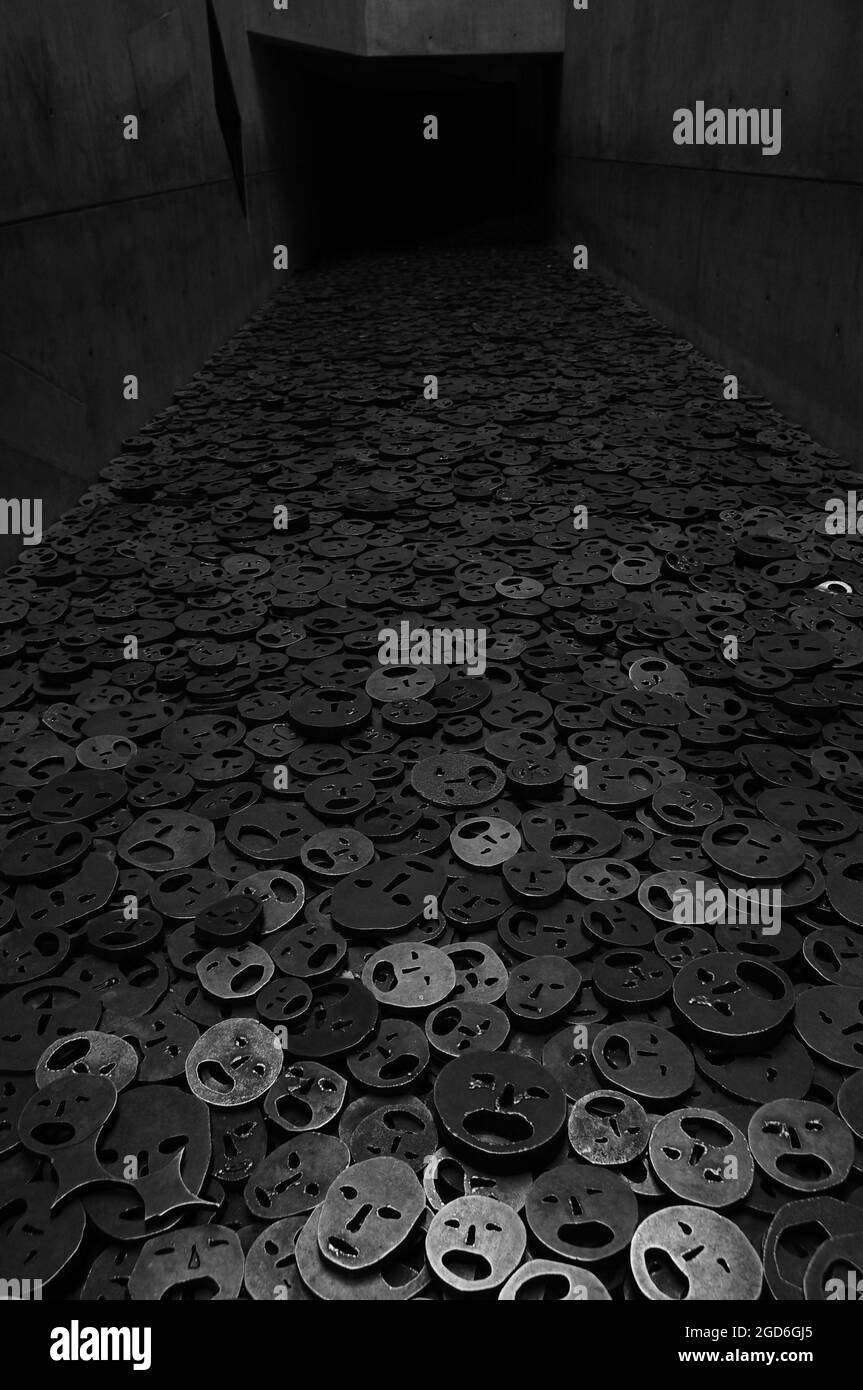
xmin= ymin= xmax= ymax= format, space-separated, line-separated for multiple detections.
xmin=663 ymin=927 xmax=697 ymax=944
xmin=382 ymin=1110 xmax=423 ymax=1135
xmin=328 ymin=1235 xmax=359 ymax=1259
xmin=372 ymin=962 xmax=398 ymax=993
xmin=513 ymin=1272 xmax=573 ymax=1300
xmin=605 ymin=951 xmax=643 ymax=968
xmin=463 ymin=1109 xmax=533 ymax=1144
xmin=710 ymin=824 xmax=747 ymax=847
xmin=381 ymin=1253 xmax=425 ymax=1289
xmin=600 ymin=1037 xmax=631 ymax=1071
xmin=441 ymin=1249 xmax=493 ymax=1283
xmin=98 ymin=930 xmax=134 ymax=946
xmin=274 ymin=1095 xmax=313 ymax=1127
xmin=46 ymin=1038 xmax=91 ymax=1068
xmin=306 ymin=944 xmax=338 ymax=971
xmin=31 ymin=1121 xmax=76 ymax=1146
xmin=645 ymin=1247 xmax=689 ymax=1300
xmin=822 ymin=1258 xmax=863 ymax=1291
xmin=736 ymin=960 xmax=786 ymax=1000
xmin=197 ymin=1061 xmax=236 ymax=1094
xmin=228 ymin=965 xmax=265 ymax=993
xmin=379 ymin=1054 xmax=419 ymax=1081
xmin=434 ymin=1160 xmax=468 ymax=1202
xmin=161 ymin=1276 xmax=220 ymax=1300
xmin=128 ymin=839 xmax=176 ymax=866
xmin=550 ymin=834 xmax=592 ymax=856
xmin=218 ymin=1159 xmax=254 ymax=1179
xmin=775 ymin=1153 xmax=832 ymax=1183
xmin=775 ymin=1221 xmax=828 ymax=1279
xmin=307 ymin=849 xmax=337 ymax=868
xmin=680 ymin=1116 xmax=734 ymax=1147
xmin=450 ymin=950 xmax=483 ymax=973
xmin=27 ymin=931 xmax=64 ymax=958
xmin=585 ymin=1095 xmax=625 ymax=1119
xmin=558 ymin=1220 xmax=614 ymax=1250
xmin=272 ymin=989 xmax=307 ymax=1015
xmin=238 ymin=829 xmax=281 ymax=855
xmin=433 ymin=1009 xmax=469 ymax=1039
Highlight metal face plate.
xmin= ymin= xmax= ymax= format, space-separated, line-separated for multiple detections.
xmin=426 ymin=1195 xmax=527 ymax=1294
xmin=185 ymin=1020 xmax=283 ymax=1106
xmin=631 ymin=1205 xmax=764 ymax=1300
xmin=317 ymin=1156 xmax=425 ymax=1272
xmin=526 ymin=1161 xmax=638 ymax=1263
xmin=434 ymin=1052 xmax=566 ymax=1169
xmin=244 ymin=1133 xmax=350 ymax=1220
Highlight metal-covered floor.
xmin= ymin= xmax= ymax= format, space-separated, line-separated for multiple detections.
xmin=2 ymin=238 xmax=863 ymax=1302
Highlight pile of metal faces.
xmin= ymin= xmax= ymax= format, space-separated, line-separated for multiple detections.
xmin=1 ymin=242 xmax=862 ymax=1301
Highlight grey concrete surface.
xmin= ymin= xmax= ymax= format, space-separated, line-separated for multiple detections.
xmin=554 ymin=0 xmax=863 ymax=465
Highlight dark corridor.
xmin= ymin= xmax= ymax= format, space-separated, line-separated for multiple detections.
xmin=2 ymin=0 xmax=863 ymax=1339
xmin=252 ymin=41 xmax=561 ymax=254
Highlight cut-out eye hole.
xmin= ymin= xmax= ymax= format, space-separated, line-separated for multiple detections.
xmin=485 ymin=1222 xmax=502 ymax=1233
xmin=444 ymin=1219 xmax=459 ymax=1229
xmin=340 ymin=1186 xmax=357 ymax=1200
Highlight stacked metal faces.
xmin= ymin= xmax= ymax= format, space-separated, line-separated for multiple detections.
xmin=1 ymin=243 xmax=863 ymax=1301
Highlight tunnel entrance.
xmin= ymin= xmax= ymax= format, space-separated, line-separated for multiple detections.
xmin=249 ymin=38 xmax=561 ymax=258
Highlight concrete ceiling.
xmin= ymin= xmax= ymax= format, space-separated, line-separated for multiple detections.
xmin=246 ymin=0 xmax=564 ymax=57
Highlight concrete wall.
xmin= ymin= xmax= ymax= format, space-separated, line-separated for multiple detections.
xmin=364 ymin=0 xmax=563 ymax=56
xmin=246 ymin=0 xmax=564 ymax=57
xmin=0 ymin=0 xmax=322 ymax=568
xmin=555 ymin=0 xmax=863 ymax=464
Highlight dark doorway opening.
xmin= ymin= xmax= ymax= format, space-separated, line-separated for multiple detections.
xmin=249 ymin=39 xmax=561 ymax=260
